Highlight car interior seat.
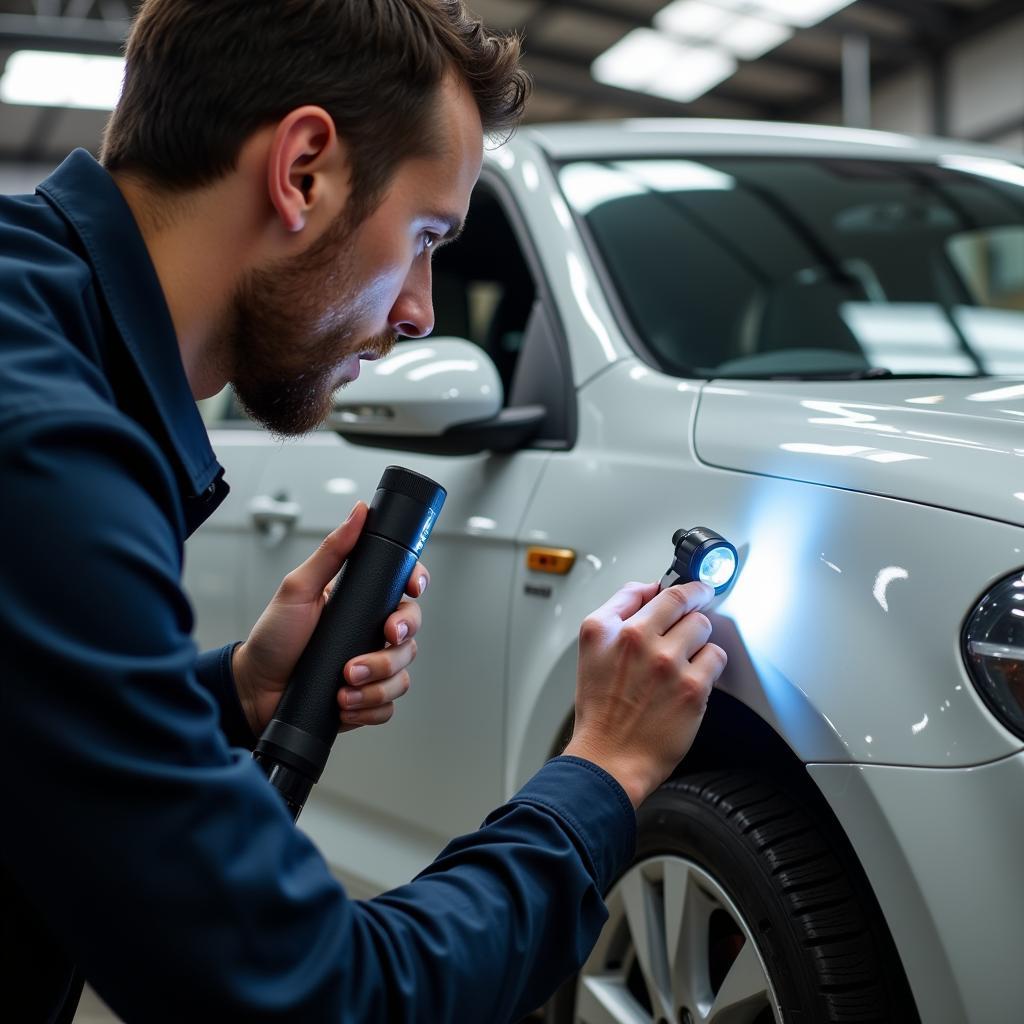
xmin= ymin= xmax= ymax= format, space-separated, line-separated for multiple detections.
xmin=756 ymin=272 xmax=869 ymax=356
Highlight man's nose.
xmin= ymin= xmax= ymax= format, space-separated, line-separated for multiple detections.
xmin=388 ymin=264 xmax=434 ymax=339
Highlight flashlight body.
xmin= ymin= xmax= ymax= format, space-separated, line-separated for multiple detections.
xmin=659 ymin=526 xmax=738 ymax=594
xmin=254 ymin=466 xmax=446 ymax=820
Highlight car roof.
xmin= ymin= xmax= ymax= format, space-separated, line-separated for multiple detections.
xmin=515 ymin=118 xmax=1024 ymax=165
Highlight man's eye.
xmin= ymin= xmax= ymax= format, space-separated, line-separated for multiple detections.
xmin=422 ymin=232 xmax=440 ymax=252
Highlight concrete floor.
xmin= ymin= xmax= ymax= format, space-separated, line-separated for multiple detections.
xmin=74 ymin=984 xmax=545 ymax=1021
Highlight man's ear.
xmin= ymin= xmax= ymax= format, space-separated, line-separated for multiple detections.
xmin=266 ymin=106 xmax=349 ymax=234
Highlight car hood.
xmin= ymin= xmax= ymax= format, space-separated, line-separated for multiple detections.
xmin=694 ymin=377 xmax=1024 ymax=527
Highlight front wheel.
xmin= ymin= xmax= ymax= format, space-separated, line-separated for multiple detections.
xmin=547 ymin=771 xmax=918 ymax=1024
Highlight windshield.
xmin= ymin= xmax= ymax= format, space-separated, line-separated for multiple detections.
xmin=558 ymin=155 xmax=1024 ymax=379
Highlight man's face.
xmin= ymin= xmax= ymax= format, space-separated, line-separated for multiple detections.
xmin=229 ymin=76 xmax=484 ymax=436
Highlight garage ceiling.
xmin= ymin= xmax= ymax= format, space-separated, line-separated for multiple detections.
xmin=0 ymin=0 xmax=1019 ymax=164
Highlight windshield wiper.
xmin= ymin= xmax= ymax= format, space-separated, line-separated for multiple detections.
xmin=717 ymin=369 xmax=989 ymax=382
xmin=769 ymin=367 xmax=894 ymax=381
xmin=712 ymin=367 xmax=894 ymax=381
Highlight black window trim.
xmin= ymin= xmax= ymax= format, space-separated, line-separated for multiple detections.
xmin=474 ymin=165 xmax=578 ymax=451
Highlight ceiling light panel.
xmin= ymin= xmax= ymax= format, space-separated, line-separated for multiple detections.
xmin=719 ymin=15 xmax=793 ymax=59
xmin=742 ymin=0 xmax=856 ymax=28
xmin=592 ymin=25 xmax=738 ymax=103
xmin=655 ymin=0 xmax=733 ymax=38
xmin=654 ymin=1 xmax=793 ymax=61
xmin=1 ymin=51 xmax=125 ymax=110
xmin=592 ymin=28 xmax=686 ymax=92
xmin=650 ymin=46 xmax=738 ymax=102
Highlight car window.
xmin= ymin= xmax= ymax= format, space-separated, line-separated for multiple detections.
xmin=430 ymin=182 xmax=574 ymax=447
xmin=559 ymin=156 xmax=1024 ymax=379
xmin=946 ymin=227 xmax=1024 ymax=375
xmin=429 ymin=184 xmax=536 ymax=402
xmin=949 ymin=226 xmax=1024 ymax=311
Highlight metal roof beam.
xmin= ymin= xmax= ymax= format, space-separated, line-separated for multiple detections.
xmin=0 ymin=14 xmax=126 ymax=55
xmin=855 ymin=0 xmax=955 ymax=40
xmin=785 ymin=0 xmax=1024 ymax=125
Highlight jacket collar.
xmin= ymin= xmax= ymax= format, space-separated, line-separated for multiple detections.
xmin=37 ymin=149 xmax=223 ymax=500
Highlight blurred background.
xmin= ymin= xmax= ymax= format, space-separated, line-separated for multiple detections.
xmin=0 ymin=0 xmax=1022 ymax=198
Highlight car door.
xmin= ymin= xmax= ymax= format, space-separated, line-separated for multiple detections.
xmin=233 ymin=177 xmax=575 ymax=893
xmin=185 ymin=391 xmax=281 ymax=649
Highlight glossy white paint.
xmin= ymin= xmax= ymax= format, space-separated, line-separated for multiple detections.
xmin=329 ymin=338 xmax=502 ymax=436
xmin=696 ymin=378 xmax=1024 ymax=528
xmin=810 ymin=752 xmax=1024 ymax=1023
xmin=525 ymin=118 xmax=1024 ymax=166
xmin=507 ymin=359 xmax=1024 ymax=791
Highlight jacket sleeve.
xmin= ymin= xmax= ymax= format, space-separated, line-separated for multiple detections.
xmin=0 ymin=408 xmax=636 ymax=1024
xmin=195 ymin=643 xmax=257 ymax=750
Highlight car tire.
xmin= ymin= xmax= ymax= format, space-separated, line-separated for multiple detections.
xmin=546 ymin=770 xmax=919 ymax=1023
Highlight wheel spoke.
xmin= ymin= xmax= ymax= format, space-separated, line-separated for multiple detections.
xmin=584 ymin=885 xmax=625 ymax=977
xmin=581 ymin=854 xmax=781 ymax=1024
xmin=706 ymin=940 xmax=773 ymax=1024
xmin=621 ymin=868 xmax=673 ymax=1017
xmin=665 ymin=858 xmax=716 ymax=1014
xmin=577 ymin=976 xmax=652 ymax=1024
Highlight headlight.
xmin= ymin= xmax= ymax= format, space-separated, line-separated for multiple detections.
xmin=963 ymin=570 xmax=1024 ymax=738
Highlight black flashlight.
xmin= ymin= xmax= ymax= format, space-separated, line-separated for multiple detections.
xmin=660 ymin=527 xmax=738 ymax=594
xmin=253 ymin=466 xmax=446 ymax=820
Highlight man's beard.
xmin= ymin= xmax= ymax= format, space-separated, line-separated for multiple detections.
xmin=225 ymin=212 xmax=395 ymax=437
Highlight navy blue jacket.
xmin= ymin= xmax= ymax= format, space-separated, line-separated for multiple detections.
xmin=0 ymin=151 xmax=636 ymax=1023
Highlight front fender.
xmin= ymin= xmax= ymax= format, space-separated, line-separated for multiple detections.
xmin=504 ymin=361 xmax=1024 ymax=795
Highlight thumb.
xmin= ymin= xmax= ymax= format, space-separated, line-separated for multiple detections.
xmin=286 ymin=502 xmax=367 ymax=604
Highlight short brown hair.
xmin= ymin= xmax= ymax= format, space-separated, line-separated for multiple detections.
xmin=102 ymin=0 xmax=529 ymax=216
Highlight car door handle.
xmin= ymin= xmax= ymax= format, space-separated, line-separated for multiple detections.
xmin=248 ymin=495 xmax=302 ymax=532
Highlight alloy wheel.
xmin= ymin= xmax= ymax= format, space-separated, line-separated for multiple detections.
xmin=574 ymin=855 xmax=783 ymax=1024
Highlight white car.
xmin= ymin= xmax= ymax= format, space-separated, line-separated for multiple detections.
xmin=187 ymin=120 xmax=1024 ymax=1024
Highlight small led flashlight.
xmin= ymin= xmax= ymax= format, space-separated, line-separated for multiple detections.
xmin=660 ymin=527 xmax=738 ymax=594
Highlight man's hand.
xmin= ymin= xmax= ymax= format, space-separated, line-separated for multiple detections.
xmin=231 ymin=502 xmax=429 ymax=737
xmin=563 ymin=581 xmax=726 ymax=808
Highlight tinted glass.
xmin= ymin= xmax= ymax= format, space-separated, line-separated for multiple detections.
xmin=559 ymin=156 xmax=1024 ymax=378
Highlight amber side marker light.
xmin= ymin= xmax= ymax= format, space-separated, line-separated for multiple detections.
xmin=527 ymin=547 xmax=577 ymax=575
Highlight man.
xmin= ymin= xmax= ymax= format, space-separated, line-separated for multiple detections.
xmin=0 ymin=1 xmax=726 ymax=1021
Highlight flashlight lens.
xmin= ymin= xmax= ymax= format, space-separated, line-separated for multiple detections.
xmin=698 ymin=546 xmax=736 ymax=589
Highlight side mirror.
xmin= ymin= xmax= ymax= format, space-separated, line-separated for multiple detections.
xmin=330 ymin=338 xmax=545 ymax=455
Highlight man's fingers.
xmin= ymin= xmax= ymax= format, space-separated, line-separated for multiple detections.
xmin=587 ymin=581 xmax=659 ymax=627
xmin=405 ymin=562 xmax=430 ymax=598
xmin=628 ymin=581 xmax=714 ymax=635
xmin=383 ymin=599 xmax=422 ymax=647
xmin=662 ymin=607 xmax=714 ymax=663
xmin=687 ymin=642 xmax=728 ymax=688
xmin=340 ymin=702 xmax=396 ymax=728
xmin=281 ymin=502 xmax=367 ymax=604
xmin=345 ymin=637 xmax=417 ymax=687
xmin=339 ymin=671 xmax=410 ymax=710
